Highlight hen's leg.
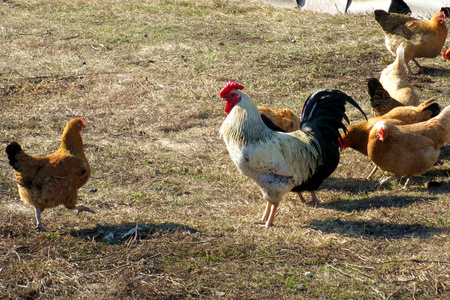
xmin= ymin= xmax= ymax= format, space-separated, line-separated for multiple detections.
xmin=261 ymin=202 xmax=271 ymax=222
xmin=34 ymin=208 xmax=46 ymax=232
xmin=408 ymin=59 xmax=422 ymax=75
xmin=264 ymin=204 xmax=278 ymax=228
xmin=297 ymin=192 xmax=307 ymax=203
xmin=376 ymin=175 xmax=397 ymax=189
xmin=310 ymin=192 xmax=322 ymax=206
xmin=402 ymin=177 xmax=411 ymax=189
xmin=74 ymin=205 xmax=95 ymax=215
xmin=366 ymin=166 xmax=378 ymax=180
xmin=412 ymin=59 xmax=422 ymax=69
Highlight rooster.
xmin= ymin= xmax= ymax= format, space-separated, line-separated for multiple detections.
xmin=6 ymin=118 xmax=93 ymax=232
xmin=219 ymin=82 xmax=366 ymax=228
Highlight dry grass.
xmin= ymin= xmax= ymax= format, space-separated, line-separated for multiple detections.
xmin=1 ymin=0 xmax=449 ymax=299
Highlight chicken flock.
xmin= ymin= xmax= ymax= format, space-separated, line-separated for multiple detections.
xmin=219 ymin=4 xmax=450 ymax=227
xmin=5 ymin=2 xmax=450 ymax=230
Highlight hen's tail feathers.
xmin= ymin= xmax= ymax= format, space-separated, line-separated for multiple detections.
xmin=6 ymin=142 xmax=22 ymax=171
xmin=395 ymin=46 xmax=405 ymax=67
xmin=374 ymin=9 xmax=393 ymax=31
xmin=435 ymin=105 xmax=450 ymax=142
xmin=389 ymin=0 xmax=411 ymax=15
xmin=374 ymin=10 xmax=414 ymax=34
xmin=368 ymin=78 xmax=403 ymax=116
xmin=300 ymin=89 xmax=367 ymax=142
xmin=418 ymin=98 xmax=441 ymax=118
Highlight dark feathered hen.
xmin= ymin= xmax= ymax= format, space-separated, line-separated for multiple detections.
xmin=219 ymin=82 xmax=366 ymax=227
xmin=368 ymin=78 xmax=404 ymax=117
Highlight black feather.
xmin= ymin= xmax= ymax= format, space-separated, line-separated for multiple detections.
xmin=5 ymin=141 xmax=22 ymax=171
xmin=260 ymin=114 xmax=287 ymax=132
xmin=368 ymin=78 xmax=403 ymax=116
xmin=441 ymin=7 xmax=450 ymax=18
xmin=389 ymin=0 xmax=411 ymax=15
xmin=300 ymin=89 xmax=367 ymax=141
xmin=426 ymin=103 xmax=441 ymax=118
xmin=292 ymin=89 xmax=367 ymax=192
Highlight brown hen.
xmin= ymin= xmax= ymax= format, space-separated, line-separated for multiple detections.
xmin=6 ymin=118 xmax=92 ymax=231
xmin=368 ymin=105 xmax=450 ymax=188
xmin=374 ymin=9 xmax=447 ymax=74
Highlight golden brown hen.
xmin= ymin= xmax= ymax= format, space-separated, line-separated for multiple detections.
xmin=375 ymin=9 xmax=447 ymax=74
xmin=379 ymin=46 xmax=420 ymax=106
xmin=6 ymin=118 xmax=92 ymax=231
xmin=258 ymin=106 xmax=301 ymax=132
xmin=340 ymin=99 xmax=440 ymax=178
xmin=368 ymin=105 xmax=450 ymax=188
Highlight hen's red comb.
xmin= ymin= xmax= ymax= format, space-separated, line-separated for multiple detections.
xmin=443 ymin=49 xmax=450 ymax=59
xmin=220 ymin=81 xmax=244 ymax=98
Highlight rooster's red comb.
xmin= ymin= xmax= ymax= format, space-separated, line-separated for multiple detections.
xmin=220 ymin=81 xmax=244 ymax=98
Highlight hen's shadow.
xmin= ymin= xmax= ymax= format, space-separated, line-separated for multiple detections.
xmin=309 ymin=219 xmax=446 ymax=239
xmin=67 ymin=222 xmax=199 ymax=245
xmin=324 ymin=195 xmax=437 ymax=212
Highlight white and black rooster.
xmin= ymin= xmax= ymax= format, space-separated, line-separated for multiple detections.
xmin=219 ymin=81 xmax=366 ymax=228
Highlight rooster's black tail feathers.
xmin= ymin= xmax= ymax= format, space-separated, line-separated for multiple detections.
xmin=300 ymin=89 xmax=367 ymax=142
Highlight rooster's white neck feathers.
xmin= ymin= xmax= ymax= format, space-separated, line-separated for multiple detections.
xmin=220 ymin=91 xmax=274 ymax=146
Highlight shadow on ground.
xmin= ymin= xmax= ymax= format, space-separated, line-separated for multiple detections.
xmin=324 ymin=195 xmax=437 ymax=212
xmin=68 ymin=222 xmax=199 ymax=245
xmin=308 ymin=219 xmax=446 ymax=239
xmin=324 ymin=167 xmax=449 ymax=195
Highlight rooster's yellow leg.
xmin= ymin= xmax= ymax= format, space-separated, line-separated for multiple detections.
xmin=376 ymin=175 xmax=397 ymax=190
xmin=264 ymin=204 xmax=278 ymax=228
xmin=261 ymin=202 xmax=272 ymax=222
xmin=402 ymin=177 xmax=411 ymax=189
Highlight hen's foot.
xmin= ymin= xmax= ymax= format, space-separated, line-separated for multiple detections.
xmin=75 ymin=205 xmax=95 ymax=215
